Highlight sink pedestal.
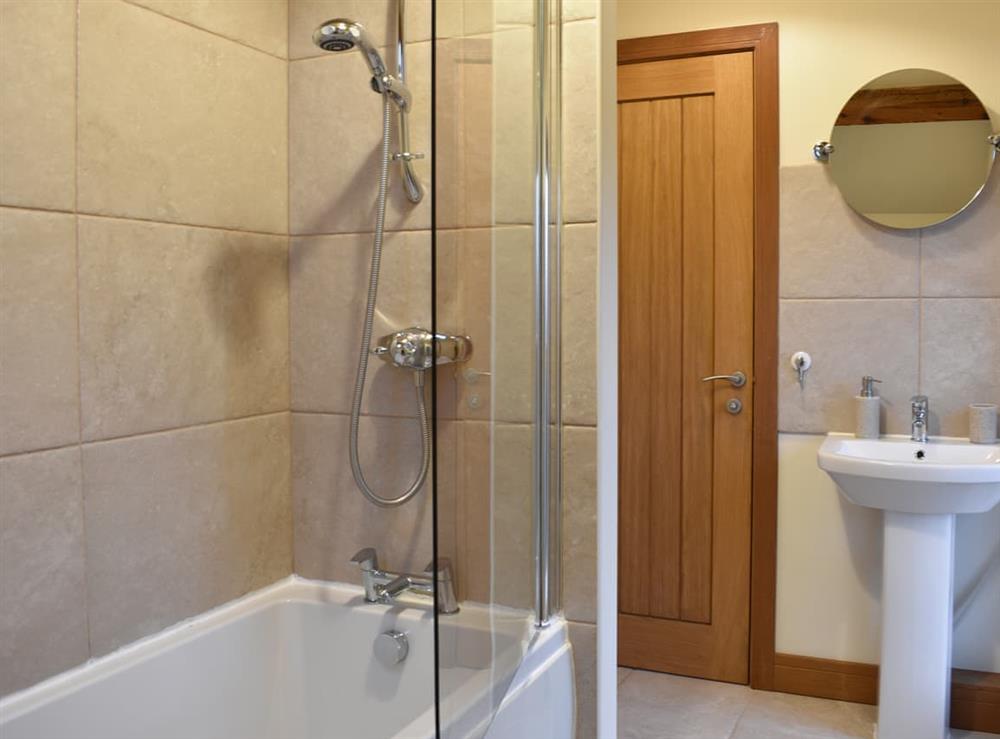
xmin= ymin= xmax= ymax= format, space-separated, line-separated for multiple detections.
xmin=878 ymin=511 xmax=955 ymax=739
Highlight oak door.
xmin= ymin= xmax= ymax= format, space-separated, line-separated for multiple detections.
xmin=618 ymin=51 xmax=755 ymax=684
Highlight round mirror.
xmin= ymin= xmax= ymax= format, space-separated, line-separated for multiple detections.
xmin=827 ymin=69 xmax=996 ymax=229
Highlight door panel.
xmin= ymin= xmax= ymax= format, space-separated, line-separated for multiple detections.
xmin=618 ymin=51 xmax=755 ymax=684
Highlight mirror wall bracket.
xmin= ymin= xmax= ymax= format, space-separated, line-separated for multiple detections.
xmin=990 ymin=133 xmax=1000 ymax=153
xmin=813 ymin=140 xmax=834 ymax=162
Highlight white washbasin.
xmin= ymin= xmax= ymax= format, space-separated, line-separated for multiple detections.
xmin=818 ymin=433 xmax=1000 ymax=514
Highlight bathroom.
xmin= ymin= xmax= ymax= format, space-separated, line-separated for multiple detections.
xmin=0 ymin=1 xmax=996 ymax=739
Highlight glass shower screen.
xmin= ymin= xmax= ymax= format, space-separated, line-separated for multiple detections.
xmin=432 ymin=0 xmax=563 ymax=736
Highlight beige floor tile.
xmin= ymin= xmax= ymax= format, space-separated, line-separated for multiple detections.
xmin=83 ymin=414 xmax=292 ymax=656
xmin=0 ymin=447 xmax=89 ymax=696
xmin=77 ymin=1 xmax=287 ymax=233
xmin=618 ymin=671 xmax=751 ymax=739
xmin=78 ymin=217 xmax=289 ymax=441
xmin=0 ymin=208 xmax=80 ymax=455
xmin=729 ymin=689 xmax=876 ymax=739
xmin=0 ymin=0 xmax=76 ymax=211
xmin=128 ymin=0 xmax=289 ymax=58
xmin=618 ymin=667 xmax=633 ymax=685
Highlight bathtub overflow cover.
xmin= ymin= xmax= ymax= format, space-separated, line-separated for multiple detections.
xmin=374 ymin=630 xmax=409 ymax=666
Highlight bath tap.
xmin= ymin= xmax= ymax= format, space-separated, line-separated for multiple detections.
xmin=350 ymin=548 xmax=459 ymax=614
xmin=911 ymin=395 xmax=929 ymax=443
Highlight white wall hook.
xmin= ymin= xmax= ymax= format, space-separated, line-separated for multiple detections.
xmin=791 ymin=351 xmax=812 ymax=388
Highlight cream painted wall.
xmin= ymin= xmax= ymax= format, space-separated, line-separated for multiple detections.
xmin=619 ymin=1 xmax=1000 ymax=673
xmin=777 ymin=433 xmax=1000 ymax=672
xmin=617 ymin=0 xmax=1000 ymax=166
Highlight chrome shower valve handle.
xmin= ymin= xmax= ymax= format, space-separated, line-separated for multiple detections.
xmin=372 ymin=327 xmax=473 ymax=371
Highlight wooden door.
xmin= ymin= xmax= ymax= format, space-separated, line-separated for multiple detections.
xmin=618 ymin=51 xmax=755 ymax=684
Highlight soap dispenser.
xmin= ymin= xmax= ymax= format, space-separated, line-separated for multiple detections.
xmin=855 ymin=376 xmax=882 ymax=438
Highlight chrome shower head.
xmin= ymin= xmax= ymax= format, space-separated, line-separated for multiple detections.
xmin=313 ymin=19 xmax=387 ymax=79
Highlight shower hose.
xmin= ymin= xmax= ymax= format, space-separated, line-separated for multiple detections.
xmin=348 ymin=93 xmax=431 ymax=508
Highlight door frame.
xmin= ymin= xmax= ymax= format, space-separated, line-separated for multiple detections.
xmin=616 ymin=23 xmax=780 ymax=691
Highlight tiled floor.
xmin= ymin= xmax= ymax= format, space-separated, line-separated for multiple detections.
xmin=617 ymin=668 xmax=998 ymax=739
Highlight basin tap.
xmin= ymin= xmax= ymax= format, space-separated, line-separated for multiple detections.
xmin=910 ymin=395 xmax=929 ymax=443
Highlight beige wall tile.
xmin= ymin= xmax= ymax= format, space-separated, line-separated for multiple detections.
xmin=292 ymin=412 xmax=433 ymax=582
xmin=288 ymin=0 xmax=432 ymax=60
xmin=562 ymin=426 xmax=596 ymax=622
xmin=778 ymin=299 xmax=919 ymax=434
xmin=290 ymin=230 xmax=431 ymax=415
xmin=452 ymin=419 xmax=535 ymax=610
xmin=0 ymin=209 xmax=79 ymax=455
xmin=780 ymin=166 xmax=919 ymax=298
xmin=563 ymin=20 xmax=599 ymax=224
xmin=78 ymin=217 xmax=289 ymax=441
xmin=0 ymin=447 xmax=89 ymax=696
xmin=0 ymin=0 xmax=75 ymax=211
xmin=563 ymin=223 xmax=597 ymax=426
xmin=564 ymin=0 xmax=599 ymax=21
xmin=435 ymin=36 xmax=495 ymax=230
xmin=83 ymin=414 xmax=291 ymax=656
xmin=491 ymin=422 xmax=535 ymax=609
xmin=128 ymin=0 xmax=289 ymax=58
xmin=77 ymin=1 xmax=287 ymax=234
xmin=453 ymin=420 xmax=490 ymax=602
xmin=921 ymin=175 xmax=1000 ymax=298
xmin=920 ymin=299 xmax=1000 ymax=437
xmin=492 ymin=27 xmax=535 ymax=226
xmin=289 ymin=43 xmax=430 ymax=235
xmin=568 ymin=620 xmax=597 ymax=739
xmin=493 ymin=226 xmax=535 ymax=423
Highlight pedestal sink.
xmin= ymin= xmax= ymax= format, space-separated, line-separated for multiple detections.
xmin=818 ymin=433 xmax=1000 ymax=739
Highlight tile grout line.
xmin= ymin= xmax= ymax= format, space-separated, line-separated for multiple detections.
xmin=73 ymin=0 xmax=94 ymax=665
xmin=121 ymin=0 xmax=288 ymax=62
xmin=1 ymin=203 xmax=288 ymax=239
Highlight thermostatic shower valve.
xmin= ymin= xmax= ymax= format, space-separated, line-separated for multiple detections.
xmin=372 ymin=327 xmax=473 ymax=371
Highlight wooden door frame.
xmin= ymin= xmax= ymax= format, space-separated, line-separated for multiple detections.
xmin=617 ymin=23 xmax=780 ymax=691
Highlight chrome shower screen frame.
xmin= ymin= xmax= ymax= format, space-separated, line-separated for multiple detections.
xmin=534 ymin=0 xmax=563 ymax=628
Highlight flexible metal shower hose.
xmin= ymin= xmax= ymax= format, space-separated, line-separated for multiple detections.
xmin=348 ymin=93 xmax=432 ymax=508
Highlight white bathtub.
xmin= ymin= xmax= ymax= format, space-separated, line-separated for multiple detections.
xmin=0 ymin=577 xmax=573 ymax=739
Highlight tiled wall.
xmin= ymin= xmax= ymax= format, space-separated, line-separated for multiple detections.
xmin=287 ymin=0 xmax=435 ymax=584
xmin=779 ymin=165 xmax=999 ymax=436
xmin=286 ymin=1 xmax=600 ymax=735
xmin=0 ymin=0 xmax=291 ymax=696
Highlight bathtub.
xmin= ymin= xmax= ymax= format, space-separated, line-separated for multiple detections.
xmin=0 ymin=577 xmax=574 ymax=739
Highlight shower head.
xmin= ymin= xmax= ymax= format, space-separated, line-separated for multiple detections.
xmin=313 ymin=19 xmax=387 ymax=79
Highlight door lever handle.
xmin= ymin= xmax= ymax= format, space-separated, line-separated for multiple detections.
xmin=701 ymin=371 xmax=747 ymax=388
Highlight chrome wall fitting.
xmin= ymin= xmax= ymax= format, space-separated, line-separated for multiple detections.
xmin=813 ymin=141 xmax=835 ymax=161
xmin=989 ymin=133 xmax=1000 ymax=153
xmin=371 ymin=327 xmax=473 ymax=371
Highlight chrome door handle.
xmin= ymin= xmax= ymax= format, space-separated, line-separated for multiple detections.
xmin=701 ymin=371 xmax=747 ymax=388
